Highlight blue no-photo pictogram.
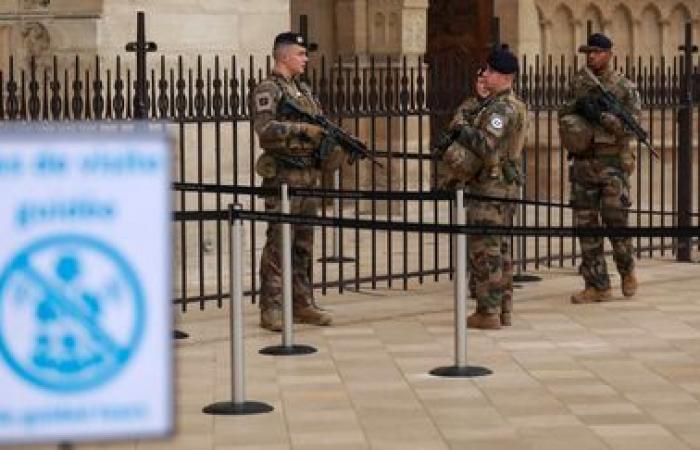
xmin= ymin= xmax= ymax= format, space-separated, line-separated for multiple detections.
xmin=0 ymin=235 xmax=145 ymax=392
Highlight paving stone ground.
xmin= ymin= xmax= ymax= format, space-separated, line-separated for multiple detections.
xmin=10 ymin=256 xmax=700 ymax=450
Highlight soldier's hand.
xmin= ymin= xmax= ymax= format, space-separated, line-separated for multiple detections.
xmin=298 ymin=123 xmax=325 ymax=145
xmin=620 ymin=151 xmax=636 ymax=174
xmin=600 ymin=113 xmax=626 ymax=137
xmin=576 ymin=97 xmax=602 ymax=124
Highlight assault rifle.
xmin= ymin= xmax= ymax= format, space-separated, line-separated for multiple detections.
xmin=432 ymin=96 xmax=493 ymax=158
xmin=432 ymin=127 xmax=461 ymax=159
xmin=279 ymin=97 xmax=383 ymax=168
xmin=582 ymin=67 xmax=659 ymax=158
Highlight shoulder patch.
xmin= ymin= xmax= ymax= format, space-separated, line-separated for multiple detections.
xmin=255 ymin=91 xmax=274 ymax=113
xmin=490 ymin=115 xmax=504 ymax=130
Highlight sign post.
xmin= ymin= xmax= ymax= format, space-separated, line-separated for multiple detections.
xmin=0 ymin=123 xmax=173 ymax=446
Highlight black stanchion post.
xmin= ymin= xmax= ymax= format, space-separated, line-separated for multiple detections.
xmin=430 ymin=189 xmax=492 ymax=378
xmin=203 ymin=205 xmax=273 ymax=415
xmin=260 ymin=184 xmax=317 ymax=356
xmin=513 ymin=183 xmax=541 ymax=282
xmin=173 ymin=329 xmax=189 ymax=339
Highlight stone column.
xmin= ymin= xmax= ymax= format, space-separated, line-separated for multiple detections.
xmin=540 ymin=19 xmax=552 ymax=56
xmin=632 ymin=19 xmax=641 ymax=60
xmin=573 ymin=19 xmax=583 ymax=56
xmin=660 ymin=19 xmax=671 ymax=60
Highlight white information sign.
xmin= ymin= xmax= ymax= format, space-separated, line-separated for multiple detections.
xmin=0 ymin=124 xmax=173 ymax=445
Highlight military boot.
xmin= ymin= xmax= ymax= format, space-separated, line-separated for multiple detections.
xmin=621 ymin=273 xmax=637 ymax=297
xmin=260 ymin=309 xmax=283 ymax=332
xmin=501 ymin=297 xmax=513 ymax=326
xmin=570 ymin=287 xmax=612 ymax=304
xmin=294 ymin=304 xmax=333 ymax=326
xmin=466 ymin=312 xmax=501 ymax=330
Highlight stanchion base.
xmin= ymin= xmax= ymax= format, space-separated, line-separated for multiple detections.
xmin=173 ymin=329 xmax=189 ymax=339
xmin=513 ymin=274 xmax=542 ymax=283
xmin=317 ymin=255 xmax=356 ymax=263
xmin=259 ymin=344 xmax=317 ymax=356
xmin=202 ymin=401 xmax=274 ymax=415
xmin=429 ymin=365 xmax=492 ymax=378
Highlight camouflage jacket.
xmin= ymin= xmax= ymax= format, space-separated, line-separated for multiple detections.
xmin=560 ymin=67 xmax=641 ymax=148
xmin=443 ymin=87 xmax=528 ymax=198
xmin=251 ymin=71 xmax=322 ymax=155
xmin=448 ymin=95 xmax=489 ymax=129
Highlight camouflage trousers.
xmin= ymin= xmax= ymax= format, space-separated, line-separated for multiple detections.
xmin=468 ymin=203 xmax=514 ymax=314
xmin=259 ymin=168 xmax=320 ymax=311
xmin=571 ymin=158 xmax=635 ymax=291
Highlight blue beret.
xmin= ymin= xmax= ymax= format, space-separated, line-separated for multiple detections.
xmin=487 ymin=46 xmax=519 ymax=75
xmin=578 ymin=33 xmax=613 ymax=53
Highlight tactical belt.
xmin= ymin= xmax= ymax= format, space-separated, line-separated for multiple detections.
xmin=274 ymin=154 xmax=317 ymax=168
xmin=575 ymin=146 xmax=621 ymax=160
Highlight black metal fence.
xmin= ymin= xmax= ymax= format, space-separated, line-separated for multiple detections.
xmin=2 ymin=22 xmax=699 ymax=310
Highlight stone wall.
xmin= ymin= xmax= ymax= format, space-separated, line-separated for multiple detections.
xmin=497 ymin=0 xmax=700 ymax=63
xmin=0 ymin=0 xmax=290 ymax=70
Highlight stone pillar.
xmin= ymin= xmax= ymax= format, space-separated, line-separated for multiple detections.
xmin=573 ymin=19 xmax=583 ymax=55
xmin=632 ymin=20 xmax=641 ymax=60
xmin=660 ymin=19 xmax=671 ymax=60
xmin=540 ymin=19 xmax=552 ymax=56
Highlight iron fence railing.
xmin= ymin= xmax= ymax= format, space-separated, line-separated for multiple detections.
xmin=2 ymin=26 xmax=698 ymax=309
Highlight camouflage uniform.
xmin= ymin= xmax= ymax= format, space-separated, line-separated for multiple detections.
xmin=441 ymin=88 xmax=528 ymax=317
xmin=438 ymin=96 xmax=489 ymax=191
xmin=559 ymin=67 xmax=640 ymax=292
xmin=252 ymin=72 xmax=343 ymax=319
xmin=441 ymin=95 xmax=489 ymax=299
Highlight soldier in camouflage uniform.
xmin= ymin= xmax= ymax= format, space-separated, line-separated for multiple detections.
xmin=252 ymin=32 xmax=349 ymax=331
xmin=439 ymin=47 xmax=528 ymax=329
xmin=559 ymin=33 xmax=640 ymax=304
xmin=438 ymin=68 xmax=490 ymax=300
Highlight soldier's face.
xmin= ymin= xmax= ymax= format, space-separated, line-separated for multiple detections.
xmin=280 ymin=44 xmax=309 ymax=76
xmin=586 ymin=49 xmax=611 ymax=72
xmin=475 ymin=75 xmax=489 ymax=98
xmin=483 ymin=66 xmax=512 ymax=92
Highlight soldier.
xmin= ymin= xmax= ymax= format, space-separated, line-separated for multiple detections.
xmin=559 ymin=33 xmax=640 ymax=304
xmin=449 ymin=67 xmax=491 ymax=132
xmin=439 ymin=46 xmax=528 ymax=329
xmin=251 ymin=32 xmax=350 ymax=331
xmin=438 ymin=68 xmax=490 ymax=299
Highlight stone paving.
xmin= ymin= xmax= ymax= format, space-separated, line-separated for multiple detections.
xmin=10 ymin=256 xmax=700 ymax=450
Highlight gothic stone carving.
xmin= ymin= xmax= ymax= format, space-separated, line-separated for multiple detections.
xmin=21 ymin=0 xmax=50 ymax=10
xmin=21 ymin=22 xmax=50 ymax=60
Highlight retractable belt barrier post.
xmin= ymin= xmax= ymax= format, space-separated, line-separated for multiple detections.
xmin=202 ymin=204 xmax=273 ymax=415
xmin=260 ymin=184 xmax=318 ymax=356
xmin=430 ymin=190 xmax=492 ymax=378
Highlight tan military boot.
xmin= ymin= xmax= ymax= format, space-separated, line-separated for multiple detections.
xmin=501 ymin=297 xmax=513 ymax=326
xmin=294 ymin=305 xmax=333 ymax=326
xmin=467 ymin=312 xmax=502 ymax=330
xmin=622 ymin=273 xmax=637 ymax=297
xmin=500 ymin=312 xmax=512 ymax=326
xmin=570 ymin=287 xmax=612 ymax=304
xmin=260 ymin=309 xmax=283 ymax=332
